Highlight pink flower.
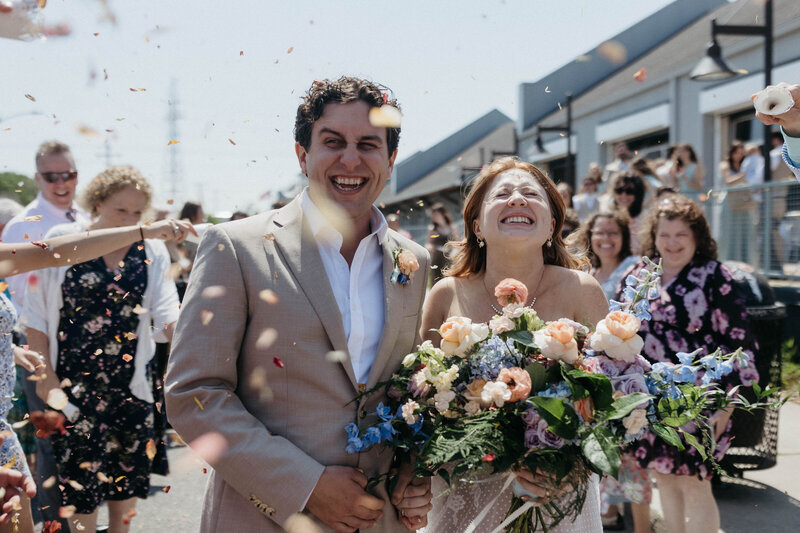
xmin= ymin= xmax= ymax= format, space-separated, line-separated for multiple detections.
xmin=533 ymin=321 xmax=579 ymax=364
xmin=489 ymin=315 xmax=515 ymax=335
xmin=497 ymin=367 xmax=532 ymax=402
xmin=439 ymin=316 xmax=489 ymax=356
xmin=494 ymin=278 xmax=528 ymax=307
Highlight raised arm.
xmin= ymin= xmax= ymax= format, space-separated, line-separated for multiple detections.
xmin=0 ymin=219 xmax=195 ymax=278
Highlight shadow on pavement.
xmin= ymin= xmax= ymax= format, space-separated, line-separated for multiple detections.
xmin=714 ymin=476 xmax=800 ymax=533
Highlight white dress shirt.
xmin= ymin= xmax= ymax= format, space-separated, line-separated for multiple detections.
xmin=0 ymin=193 xmax=88 ymax=313
xmin=300 ymin=189 xmax=387 ymax=384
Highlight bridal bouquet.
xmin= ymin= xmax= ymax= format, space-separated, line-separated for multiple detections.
xmin=346 ymin=258 xmax=777 ymax=532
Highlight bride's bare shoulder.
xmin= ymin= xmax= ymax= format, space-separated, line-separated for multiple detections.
xmin=544 ymin=266 xmax=608 ymax=323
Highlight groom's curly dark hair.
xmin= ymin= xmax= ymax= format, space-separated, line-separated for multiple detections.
xmin=294 ymin=76 xmax=401 ymax=155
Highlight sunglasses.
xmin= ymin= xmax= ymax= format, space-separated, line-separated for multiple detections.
xmin=40 ymin=171 xmax=78 ymax=184
xmin=615 ymin=187 xmax=636 ymax=195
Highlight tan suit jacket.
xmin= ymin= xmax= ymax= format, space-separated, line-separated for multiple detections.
xmin=165 ymin=197 xmax=429 ymax=532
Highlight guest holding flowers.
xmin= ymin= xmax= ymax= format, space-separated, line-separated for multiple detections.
xmin=24 ymin=166 xmax=181 ymax=533
xmin=619 ymin=194 xmax=757 ymax=533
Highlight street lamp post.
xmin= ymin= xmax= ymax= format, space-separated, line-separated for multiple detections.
xmin=535 ymin=93 xmax=574 ymax=187
xmin=690 ymin=0 xmax=773 ymax=183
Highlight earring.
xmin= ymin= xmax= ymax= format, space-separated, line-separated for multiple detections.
xmin=477 ymin=238 xmax=485 ymax=248
xmin=546 ymin=237 xmax=553 ymax=248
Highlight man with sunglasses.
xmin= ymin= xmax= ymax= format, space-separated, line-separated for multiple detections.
xmin=0 ymin=140 xmax=86 ymax=531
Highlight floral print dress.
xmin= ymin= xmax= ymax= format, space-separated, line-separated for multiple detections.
xmin=620 ymin=258 xmax=758 ymax=480
xmin=0 ymin=291 xmax=31 ymax=477
xmin=53 ymin=243 xmax=155 ymax=513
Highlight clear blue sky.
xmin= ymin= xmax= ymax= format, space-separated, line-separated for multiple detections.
xmin=2 ymin=0 xmax=676 ymax=215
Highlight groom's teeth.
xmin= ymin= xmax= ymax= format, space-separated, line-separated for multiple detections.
xmin=334 ymin=177 xmax=365 ymax=186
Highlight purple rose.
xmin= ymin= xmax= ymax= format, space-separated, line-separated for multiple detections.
xmin=536 ymin=419 xmax=565 ymax=449
xmin=521 ymin=407 xmax=541 ymax=426
xmin=583 ymin=355 xmax=621 ymax=377
xmin=612 ymin=374 xmax=649 ymax=395
xmin=524 ymin=427 xmax=541 ymax=448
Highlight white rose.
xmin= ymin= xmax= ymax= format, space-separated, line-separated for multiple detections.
xmin=402 ymin=353 xmax=417 ymax=368
xmin=490 ymin=315 xmax=515 ymax=335
xmin=622 ymin=409 xmax=648 ymax=436
xmin=590 ymin=311 xmax=644 ymax=363
xmin=464 ymin=400 xmax=482 ymax=416
xmin=402 ymin=399 xmax=420 ymax=425
xmin=503 ymin=303 xmax=526 ymax=318
xmin=440 ymin=316 xmax=490 ymax=357
xmin=431 ymin=365 xmax=459 ymax=392
xmin=434 ymin=390 xmax=456 ymax=413
xmin=481 ymin=381 xmax=512 ymax=408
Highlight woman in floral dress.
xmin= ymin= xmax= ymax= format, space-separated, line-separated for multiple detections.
xmin=619 ymin=194 xmax=757 ymax=533
xmin=24 ymin=167 xmax=180 ymax=533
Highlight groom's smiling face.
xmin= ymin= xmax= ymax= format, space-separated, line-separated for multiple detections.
xmin=296 ymin=100 xmax=397 ymax=230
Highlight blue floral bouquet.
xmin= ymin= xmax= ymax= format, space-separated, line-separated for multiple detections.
xmin=346 ymin=258 xmax=778 ymax=532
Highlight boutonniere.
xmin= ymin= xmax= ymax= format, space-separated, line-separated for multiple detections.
xmin=391 ymin=248 xmax=419 ymax=285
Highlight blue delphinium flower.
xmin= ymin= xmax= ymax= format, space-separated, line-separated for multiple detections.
xmin=608 ymin=300 xmax=623 ymax=312
xmin=625 ymin=274 xmax=640 ymax=287
xmin=345 ymin=423 xmax=365 ymax=454
xmin=537 ymin=382 xmax=572 ymax=399
xmin=672 ymin=365 xmax=698 ymax=384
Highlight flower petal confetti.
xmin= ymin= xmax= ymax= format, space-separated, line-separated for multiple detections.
xmin=25 ymin=93 xmax=36 ymax=102
xmin=258 ymin=289 xmax=279 ymax=304
xmin=598 ymin=40 xmax=627 ymax=64
xmin=256 ymin=328 xmax=278 ymax=350
xmin=193 ymin=396 xmax=205 ymax=411
xmin=368 ymin=105 xmax=402 ymax=128
xmin=168 ymin=140 xmax=180 ymax=145
xmin=145 ymin=439 xmax=157 ymax=460
xmin=273 ymin=356 xmax=284 ymax=368
xmin=24 ymin=215 xmax=43 ymax=222
xmin=633 ymin=68 xmax=647 ymax=83
xmin=122 ymin=354 xmax=133 ymax=362
xmin=753 ymin=85 xmax=794 ymax=115
xmin=46 ymin=388 xmax=68 ymax=410
xmin=200 ymin=310 xmax=214 ymax=325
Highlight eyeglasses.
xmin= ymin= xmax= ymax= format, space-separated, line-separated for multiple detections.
xmin=593 ymin=231 xmax=621 ymax=238
xmin=615 ymin=187 xmax=636 ymax=195
xmin=39 ymin=171 xmax=78 ymax=184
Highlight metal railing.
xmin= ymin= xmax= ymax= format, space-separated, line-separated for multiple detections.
xmin=703 ymin=179 xmax=800 ymax=279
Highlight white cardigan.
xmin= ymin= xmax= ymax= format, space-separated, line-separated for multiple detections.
xmin=22 ymin=222 xmax=180 ymax=404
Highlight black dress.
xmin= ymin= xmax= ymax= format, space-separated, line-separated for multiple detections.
xmin=53 ymin=243 xmax=155 ymax=513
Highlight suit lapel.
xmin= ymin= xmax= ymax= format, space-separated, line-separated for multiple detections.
xmin=366 ymin=232 xmax=406 ymax=389
xmin=269 ymin=199 xmax=359 ymax=390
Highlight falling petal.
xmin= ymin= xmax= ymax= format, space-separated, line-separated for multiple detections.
xmin=59 ymin=506 xmax=77 ymax=519
xmin=42 ymin=476 xmax=57 ymax=489
xmin=228 ymin=138 xmax=236 ymax=145
xmin=597 ymin=40 xmax=627 ymax=64
xmin=256 ymin=328 xmax=278 ymax=350
xmin=168 ymin=140 xmax=180 ymax=145
xmin=201 ymin=285 xmax=226 ymax=299
xmin=145 ymin=439 xmax=157 ymax=460
xmin=200 ymin=310 xmax=214 ymax=325
xmin=368 ymin=105 xmax=402 ymax=128
xmin=24 ymin=215 xmax=43 ymax=222
xmin=193 ymin=397 xmax=205 ymax=411
xmin=633 ymin=68 xmax=647 ymax=83
xmin=162 ymin=486 xmax=171 ymax=493
xmin=287 ymin=47 xmax=294 ymax=53
xmin=25 ymin=94 xmax=36 ymax=102
xmin=46 ymin=389 xmax=68 ymax=410
xmin=273 ymin=357 xmax=284 ymax=368
xmin=97 ymin=472 xmax=110 ymax=483
xmin=122 ymin=354 xmax=133 ymax=362
xmin=326 ymin=350 xmax=347 ymax=363
xmin=258 ymin=289 xmax=279 ymax=304
xmin=544 ymin=86 xmax=551 ymax=93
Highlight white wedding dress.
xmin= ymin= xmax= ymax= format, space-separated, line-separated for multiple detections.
xmin=423 ymin=472 xmax=602 ymax=532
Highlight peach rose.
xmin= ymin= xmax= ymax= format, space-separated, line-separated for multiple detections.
xmin=589 ymin=311 xmax=644 ymax=363
xmin=464 ymin=379 xmax=489 ymax=406
xmin=497 ymin=367 xmax=532 ymax=402
xmin=622 ymin=408 xmax=648 ymax=435
xmin=397 ymin=250 xmax=419 ymax=277
xmin=439 ymin=316 xmax=490 ymax=357
xmin=494 ymin=278 xmax=528 ymax=307
xmin=574 ymin=397 xmax=594 ymax=423
xmin=533 ymin=321 xmax=579 ymax=364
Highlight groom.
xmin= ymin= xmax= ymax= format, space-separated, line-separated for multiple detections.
xmin=165 ymin=77 xmax=431 ymax=532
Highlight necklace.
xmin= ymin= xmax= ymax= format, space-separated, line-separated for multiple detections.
xmin=482 ymin=269 xmax=544 ymax=315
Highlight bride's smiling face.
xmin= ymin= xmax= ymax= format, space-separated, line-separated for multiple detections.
xmin=474 ymin=169 xmax=554 ymax=247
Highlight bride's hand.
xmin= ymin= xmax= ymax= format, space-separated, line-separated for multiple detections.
xmin=513 ymin=468 xmax=564 ymax=503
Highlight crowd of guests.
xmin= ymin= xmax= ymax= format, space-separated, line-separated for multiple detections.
xmin=0 ymin=140 xmax=248 ymax=532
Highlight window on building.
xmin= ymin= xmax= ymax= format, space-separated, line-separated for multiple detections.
xmin=729 ymin=109 xmax=762 ymax=144
xmin=627 ymin=130 xmax=669 ymax=160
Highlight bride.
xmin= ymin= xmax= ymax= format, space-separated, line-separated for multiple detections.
xmin=420 ymin=157 xmax=609 ymax=532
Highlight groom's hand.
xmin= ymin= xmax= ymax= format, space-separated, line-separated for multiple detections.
xmin=307 ymin=466 xmax=385 ymax=532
